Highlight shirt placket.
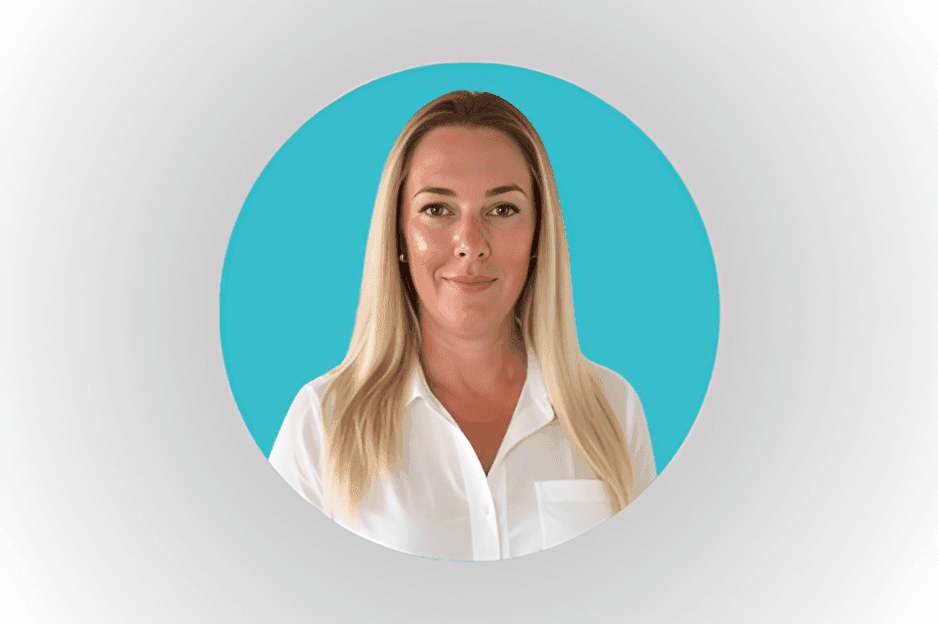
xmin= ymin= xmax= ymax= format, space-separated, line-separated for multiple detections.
xmin=487 ymin=460 xmax=511 ymax=559
xmin=453 ymin=433 xmax=500 ymax=561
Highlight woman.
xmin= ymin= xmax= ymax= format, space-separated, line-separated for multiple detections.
xmin=270 ymin=91 xmax=656 ymax=560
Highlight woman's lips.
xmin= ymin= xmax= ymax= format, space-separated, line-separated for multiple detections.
xmin=443 ymin=277 xmax=497 ymax=293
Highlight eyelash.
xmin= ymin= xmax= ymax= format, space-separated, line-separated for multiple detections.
xmin=419 ymin=203 xmax=520 ymax=218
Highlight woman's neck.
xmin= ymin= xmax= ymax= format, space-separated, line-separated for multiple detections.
xmin=419 ymin=317 xmax=527 ymax=398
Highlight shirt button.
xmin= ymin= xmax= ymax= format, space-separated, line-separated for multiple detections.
xmin=483 ymin=505 xmax=491 ymax=515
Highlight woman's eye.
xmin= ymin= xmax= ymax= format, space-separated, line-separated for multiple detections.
xmin=492 ymin=204 xmax=519 ymax=217
xmin=421 ymin=204 xmax=449 ymax=217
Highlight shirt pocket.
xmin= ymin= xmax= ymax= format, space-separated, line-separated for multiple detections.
xmin=534 ymin=479 xmax=613 ymax=551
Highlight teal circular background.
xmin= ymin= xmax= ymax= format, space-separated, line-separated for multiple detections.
xmin=221 ymin=63 xmax=719 ymax=474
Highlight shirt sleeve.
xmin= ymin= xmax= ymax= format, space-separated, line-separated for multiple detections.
xmin=622 ymin=380 xmax=656 ymax=499
xmin=269 ymin=382 xmax=328 ymax=513
xmin=589 ymin=362 xmax=657 ymax=500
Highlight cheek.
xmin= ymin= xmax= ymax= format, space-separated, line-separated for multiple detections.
xmin=407 ymin=226 xmax=447 ymax=289
xmin=500 ymin=228 xmax=535 ymax=272
xmin=408 ymin=221 xmax=456 ymax=266
xmin=409 ymin=228 xmax=433 ymax=256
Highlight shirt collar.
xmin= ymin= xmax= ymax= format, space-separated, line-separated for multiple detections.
xmin=406 ymin=360 xmax=433 ymax=408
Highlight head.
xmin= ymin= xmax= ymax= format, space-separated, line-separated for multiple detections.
xmin=400 ymin=124 xmax=537 ymax=343
xmin=360 ymin=91 xmax=563 ymax=351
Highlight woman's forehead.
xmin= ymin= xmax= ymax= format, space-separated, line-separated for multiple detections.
xmin=406 ymin=126 xmax=532 ymax=195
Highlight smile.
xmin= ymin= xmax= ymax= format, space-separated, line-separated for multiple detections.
xmin=443 ymin=278 xmax=497 ymax=292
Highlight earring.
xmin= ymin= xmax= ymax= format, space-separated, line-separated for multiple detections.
xmin=399 ymin=253 xmax=407 ymax=263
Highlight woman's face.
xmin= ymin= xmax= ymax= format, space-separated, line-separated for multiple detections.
xmin=401 ymin=125 xmax=537 ymax=341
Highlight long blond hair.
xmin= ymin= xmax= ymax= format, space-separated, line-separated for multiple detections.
xmin=321 ymin=91 xmax=634 ymax=520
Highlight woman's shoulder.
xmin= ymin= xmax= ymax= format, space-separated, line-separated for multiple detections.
xmin=292 ymin=371 xmax=339 ymax=408
xmin=272 ymin=371 xmax=340 ymax=455
xmin=583 ymin=359 xmax=647 ymax=441
xmin=584 ymin=359 xmax=639 ymax=405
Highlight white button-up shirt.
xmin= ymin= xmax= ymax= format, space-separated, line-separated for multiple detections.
xmin=270 ymin=353 xmax=656 ymax=560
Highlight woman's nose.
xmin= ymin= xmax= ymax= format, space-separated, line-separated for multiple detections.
xmin=453 ymin=215 xmax=490 ymax=260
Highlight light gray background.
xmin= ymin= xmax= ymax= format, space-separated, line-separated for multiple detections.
xmin=2 ymin=1 xmax=936 ymax=622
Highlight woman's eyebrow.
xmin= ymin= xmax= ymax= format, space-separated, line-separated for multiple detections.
xmin=413 ymin=184 xmax=528 ymax=199
xmin=413 ymin=187 xmax=456 ymax=198
xmin=485 ymin=184 xmax=527 ymax=198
